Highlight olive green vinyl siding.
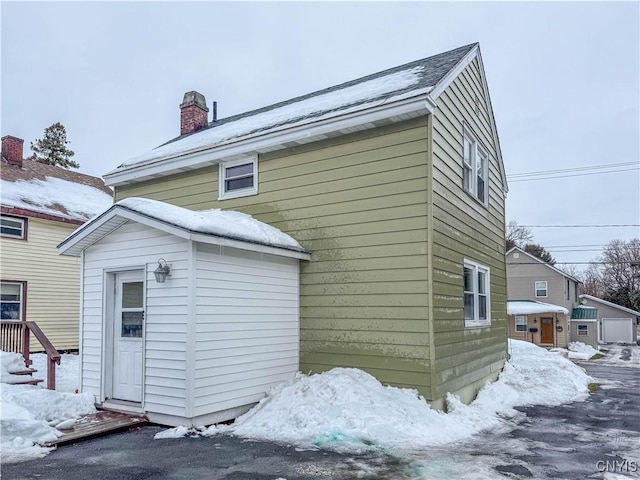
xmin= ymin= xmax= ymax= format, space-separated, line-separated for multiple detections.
xmin=430 ymin=59 xmax=508 ymax=398
xmin=117 ymin=118 xmax=433 ymax=394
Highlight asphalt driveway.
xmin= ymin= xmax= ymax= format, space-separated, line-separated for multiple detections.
xmin=4 ymin=352 xmax=639 ymax=480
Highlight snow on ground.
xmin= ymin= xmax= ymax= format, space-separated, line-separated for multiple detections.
xmin=156 ymin=340 xmax=592 ymax=455
xmin=0 ymin=351 xmax=94 ymax=464
xmin=30 ymin=353 xmax=80 ymax=393
xmin=567 ymin=341 xmax=600 ymax=360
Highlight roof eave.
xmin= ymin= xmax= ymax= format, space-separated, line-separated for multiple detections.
xmin=58 ymin=204 xmax=311 ymax=260
xmin=104 ymin=94 xmax=431 ymax=187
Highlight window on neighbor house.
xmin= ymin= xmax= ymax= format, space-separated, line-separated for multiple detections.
xmin=1 ymin=282 xmax=24 ymax=321
xmin=218 ymin=156 xmax=258 ymax=200
xmin=463 ymin=259 xmax=491 ymax=327
xmin=578 ymin=325 xmax=588 ymax=336
xmin=535 ymin=281 xmax=548 ymax=298
xmin=515 ymin=315 xmax=528 ymax=332
xmin=1 ymin=216 xmax=26 ymax=240
xmin=463 ymin=129 xmax=488 ymax=205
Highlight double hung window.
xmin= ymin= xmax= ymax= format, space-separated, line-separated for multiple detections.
xmin=463 ymin=130 xmax=488 ymax=205
xmin=1 ymin=282 xmax=24 ymax=321
xmin=463 ymin=260 xmax=491 ymax=327
xmin=535 ymin=281 xmax=548 ymax=298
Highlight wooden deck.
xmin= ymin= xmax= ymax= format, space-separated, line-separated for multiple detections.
xmin=45 ymin=410 xmax=148 ymax=446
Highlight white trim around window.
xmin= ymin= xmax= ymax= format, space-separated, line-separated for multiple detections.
xmin=515 ymin=315 xmax=528 ymax=332
xmin=463 ymin=259 xmax=491 ymax=328
xmin=535 ymin=280 xmax=548 ymax=298
xmin=218 ymin=156 xmax=258 ymax=200
xmin=462 ymin=129 xmax=488 ymax=206
xmin=1 ymin=216 xmax=26 ymax=240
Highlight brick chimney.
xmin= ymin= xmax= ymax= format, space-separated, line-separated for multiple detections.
xmin=180 ymin=91 xmax=209 ymax=135
xmin=1 ymin=135 xmax=24 ymax=168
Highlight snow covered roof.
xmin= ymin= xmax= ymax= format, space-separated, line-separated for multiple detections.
xmin=507 ymin=300 xmax=569 ymax=316
xmin=58 ymin=197 xmax=310 ymax=260
xmin=1 ymin=158 xmax=113 ymax=223
xmin=579 ymin=294 xmax=640 ymax=317
xmin=104 ymin=43 xmax=506 ymax=192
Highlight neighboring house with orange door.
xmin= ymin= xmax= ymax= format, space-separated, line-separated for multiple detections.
xmin=506 ymin=246 xmax=581 ymax=347
xmin=1 ymin=135 xmax=113 ymax=351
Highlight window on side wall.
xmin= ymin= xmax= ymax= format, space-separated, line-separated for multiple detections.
xmin=578 ymin=325 xmax=588 ymax=336
xmin=462 ymin=129 xmax=489 ymax=206
xmin=1 ymin=282 xmax=25 ymax=321
xmin=535 ymin=281 xmax=548 ymax=298
xmin=1 ymin=216 xmax=26 ymax=240
xmin=515 ymin=315 xmax=528 ymax=332
xmin=218 ymin=156 xmax=258 ymax=200
xmin=463 ymin=259 xmax=491 ymax=327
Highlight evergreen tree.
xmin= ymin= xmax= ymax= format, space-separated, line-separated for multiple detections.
xmin=28 ymin=122 xmax=79 ymax=169
xmin=523 ymin=243 xmax=556 ymax=265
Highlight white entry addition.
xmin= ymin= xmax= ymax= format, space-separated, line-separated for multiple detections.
xmin=112 ymin=271 xmax=144 ymax=402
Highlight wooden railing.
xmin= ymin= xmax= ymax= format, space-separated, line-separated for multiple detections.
xmin=0 ymin=321 xmax=61 ymax=390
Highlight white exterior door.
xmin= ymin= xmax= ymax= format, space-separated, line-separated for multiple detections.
xmin=602 ymin=318 xmax=634 ymax=343
xmin=112 ymin=271 xmax=145 ymax=402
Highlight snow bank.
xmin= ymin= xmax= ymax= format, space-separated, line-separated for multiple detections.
xmin=0 ymin=351 xmax=95 ymax=464
xmin=567 ymin=341 xmax=600 ymax=360
xmin=1 ymin=177 xmax=112 ymax=222
xmin=157 ymin=340 xmax=592 ymax=454
xmin=1 ymin=351 xmax=29 ymax=384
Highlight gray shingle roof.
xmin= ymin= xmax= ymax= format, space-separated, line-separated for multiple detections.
xmin=161 ymin=43 xmax=477 ymax=147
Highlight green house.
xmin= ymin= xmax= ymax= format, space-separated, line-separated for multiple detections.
xmin=103 ymin=43 xmax=508 ymax=411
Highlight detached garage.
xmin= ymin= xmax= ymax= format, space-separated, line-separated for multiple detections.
xmin=579 ymin=295 xmax=639 ymax=345
xmin=58 ymin=197 xmax=310 ymax=427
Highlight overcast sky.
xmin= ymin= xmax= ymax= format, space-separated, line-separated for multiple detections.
xmin=2 ymin=1 xmax=638 ymax=271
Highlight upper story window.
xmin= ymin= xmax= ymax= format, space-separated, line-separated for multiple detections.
xmin=535 ymin=280 xmax=548 ymax=298
xmin=463 ymin=259 xmax=491 ymax=328
xmin=218 ymin=156 xmax=258 ymax=200
xmin=1 ymin=216 xmax=26 ymax=240
xmin=463 ymin=129 xmax=488 ymax=205
xmin=1 ymin=281 xmax=24 ymax=321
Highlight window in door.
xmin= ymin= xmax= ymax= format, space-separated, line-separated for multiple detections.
xmin=121 ymin=281 xmax=144 ymax=338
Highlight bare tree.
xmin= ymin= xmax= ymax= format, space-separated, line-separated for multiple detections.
xmin=506 ymin=220 xmax=534 ymax=250
xmin=582 ymin=239 xmax=640 ymax=310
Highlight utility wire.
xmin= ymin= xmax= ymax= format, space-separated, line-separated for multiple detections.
xmin=507 ymin=161 xmax=639 ymax=178
xmin=508 ymin=167 xmax=639 ymax=182
xmin=520 ymin=224 xmax=639 ymax=228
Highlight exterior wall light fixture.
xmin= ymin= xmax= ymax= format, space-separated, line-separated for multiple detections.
xmin=154 ymin=258 xmax=171 ymax=283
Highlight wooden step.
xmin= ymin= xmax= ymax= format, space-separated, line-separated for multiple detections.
xmin=10 ymin=368 xmax=38 ymax=376
xmin=6 ymin=377 xmax=43 ymax=386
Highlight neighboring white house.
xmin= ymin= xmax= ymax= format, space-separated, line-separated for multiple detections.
xmin=579 ymin=294 xmax=639 ymax=345
xmin=58 ymin=197 xmax=310 ymax=427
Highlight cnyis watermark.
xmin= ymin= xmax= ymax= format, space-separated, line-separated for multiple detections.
xmin=596 ymin=459 xmax=638 ymax=473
